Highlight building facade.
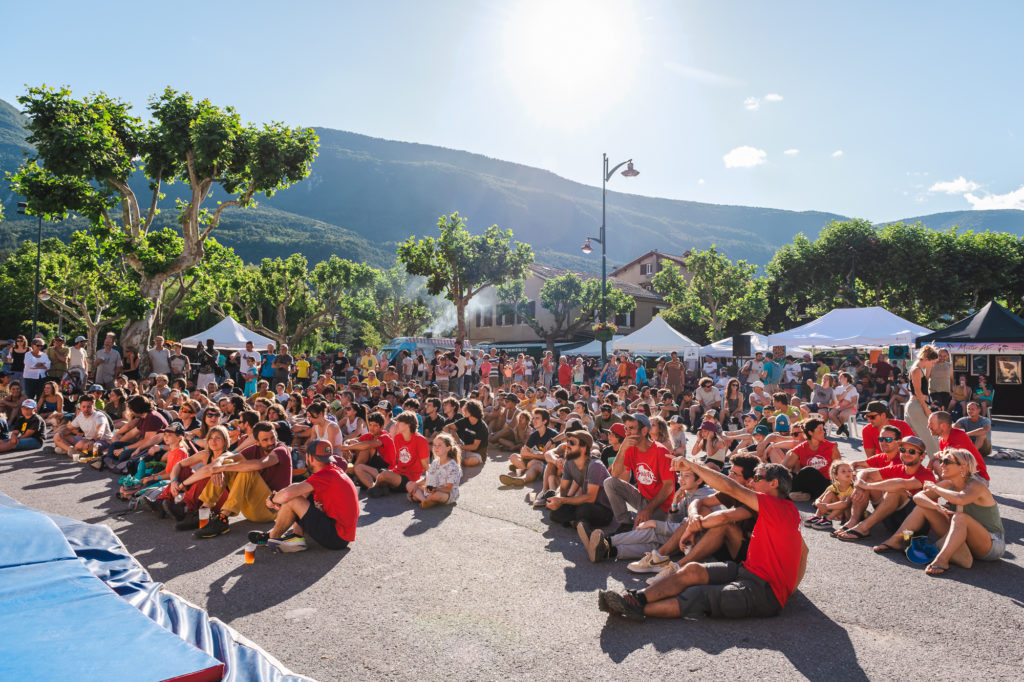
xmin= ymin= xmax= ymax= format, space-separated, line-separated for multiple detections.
xmin=609 ymin=250 xmax=690 ymax=292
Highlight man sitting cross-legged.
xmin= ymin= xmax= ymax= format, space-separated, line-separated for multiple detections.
xmin=599 ymin=458 xmax=808 ymax=623
xmin=541 ymin=430 xmax=613 ymax=530
xmin=347 ymin=412 xmax=396 ymax=487
xmin=53 ymin=394 xmax=111 ymax=457
xmin=248 ymin=439 xmax=359 ymax=553
xmin=366 ymin=411 xmax=430 ymax=498
xmin=500 ymin=408 xmax=558 ymax=488
xmin=602 ymin=413 xmax=675 ymax=535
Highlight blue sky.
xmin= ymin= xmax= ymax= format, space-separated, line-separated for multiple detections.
xmin=5 ymin=0 xmax=1022 ymax=221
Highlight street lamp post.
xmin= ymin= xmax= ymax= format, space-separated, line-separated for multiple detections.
xmin=582 ymin=153 xmax=638 ymax=363
xmin=17 ymin=202 xmax=44 ymax=339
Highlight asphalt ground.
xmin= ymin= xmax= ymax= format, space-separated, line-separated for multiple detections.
xmin=2 ymin=422 xmax=1023 ymax=681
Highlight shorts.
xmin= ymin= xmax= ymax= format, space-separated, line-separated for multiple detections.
xmin=12 ymin=437 xmax=42 ymax=451
xmin=675 ymin=561 xmax=782 ymax=619
xmin=388 ymin=475 xmax=412 ymax=492
xmin=300 ymin=502 xmax=349 ymax=550
xmin=366 ymin=453 xmax=390 ymax=471
xmin=881 ymin=498 xmax=914 ymax=534
xmin=980 ymin=532 xmax=1005 ymax=562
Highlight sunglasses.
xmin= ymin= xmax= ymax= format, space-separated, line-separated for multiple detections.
xmin=206 ymin=412 xmax=221 ymax=418
xmin=865 ymin=413 xmax=880 ymax=419
xmin=899 ymin=447 xmax=922 ymax=455
xmin=179 ymin=408 xmax=194 ymax=414
xmin=568 ymin=440 xmax=580 ymax=447
xmin=938 ymin=457 xmax=959 ymax=466
xmin=878 ymin=436 xmax=896 ymax=443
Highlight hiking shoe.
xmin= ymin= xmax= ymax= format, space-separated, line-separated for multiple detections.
xmin=789 ymin=492 xmax=812 ymax=503
xmin=646 ymin=562 xmax=679 ymax=585
xmin=804 ymin=515 xmax=822 ymax=528
xmin=588 ymin=529 xmax=610 ymax=563
xmin=193 ymin=513 xmax=231 ymax=539
xmin=269 ymin=536 xmax=308 ymax=553
xmin=366 ymin=485 xmax=389 ymax=498
xmin=627 ymin=551 xmax=670 ymax=574
xmin=603 ymin=590 xmax=646 ymax=622
xmin=175 ymin=511 xmax=200 ymax=531
xmin=162 ymin=499 xmax=186 ymax=521
xmin=499 ymin=473 xmax=526 ymax=487
xmin=248 ymin=530 xmax=271 ymax=545
xmin=576 ymin=521 xmax=594 ymax=551
xmin=597 ymin=590 xmax=614 ymax=614
xmin=89 ymin=457 xmax=105 ymax=471
xmin=532 ymin=490 xmax=556 ymax=507
xmin=140 ymin=496 xmax=166 ymax=518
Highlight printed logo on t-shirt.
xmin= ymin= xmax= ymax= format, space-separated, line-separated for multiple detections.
xmin=635 ymin=463 xmax=656 ymax=486
xmin=398 ymin=447 xmax=412 ymax=464
xmin=806 ymin=455 xmax=829 ymax=472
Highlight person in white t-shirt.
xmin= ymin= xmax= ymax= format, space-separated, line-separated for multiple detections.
xmin=828 ymin=371 xmax=859 ymax=437
xmin=701 ymin=356 xmax=718 ymax=377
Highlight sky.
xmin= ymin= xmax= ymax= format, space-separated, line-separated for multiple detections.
xmin=4 ymin=0 xmax=1023 ymax=221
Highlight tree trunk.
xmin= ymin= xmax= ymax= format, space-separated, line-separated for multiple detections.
xmin=120 ymin=275 xmax=168 ymax=376
xmin=455 ymin=299 xmax=467 ymax=344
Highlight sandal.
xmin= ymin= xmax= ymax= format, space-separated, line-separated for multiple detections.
xmin=872 ymin=542 xmax=902 ymax=554
xmin=835 ymin=529 xmax=870 ymax=542
xmin=925 ymin=563 xmax=951 ymax=576
xmin=831 ymin=525 xmax=853 ymax=538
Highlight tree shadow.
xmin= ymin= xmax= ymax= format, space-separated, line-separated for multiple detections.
xmin=598 ymin=592 xmax=869 ymax=681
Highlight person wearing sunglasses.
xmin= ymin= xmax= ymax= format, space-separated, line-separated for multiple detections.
xmin=872 ymin=448 xmax=1004 ymax=574
xmin=859 ymin=401 xmax=914 ymax=459
xmin=598 ymin=458 xmax=806 ymax=623
xmin=834 ymin=435 xmax=936 ymax=542
xmin=851 ymin=424 xmax=902 ymax=470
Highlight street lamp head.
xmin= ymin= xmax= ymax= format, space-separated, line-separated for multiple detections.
xmin=581 ymin=238 xmax=593 ymax=255
xmin=17 ymin=201 xmax=28 ymax=215
xmin=620 ymin=161 xmax=639 ymax=178
xmin=37 ymin=288 xmax=51 ymax=302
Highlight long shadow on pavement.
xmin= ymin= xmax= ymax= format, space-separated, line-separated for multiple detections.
xmin=598 ymin=593 xmax=869 ymax=681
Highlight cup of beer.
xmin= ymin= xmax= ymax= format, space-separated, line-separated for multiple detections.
xmin=244 ymin=542 xmax=256 ymax=564
xmin=199 ymin=507 xmax=210 ymax=528
xmin=902 ymin=529 xmax=913 ymax=544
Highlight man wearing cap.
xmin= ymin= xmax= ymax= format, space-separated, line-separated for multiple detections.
xmin=53 ymin=394 xmax=111 ymax=457
xmin=604 ymin=413 xmax=675 ymax=535
xmin=68 ymin=336 xmax=90 ymax=376
xmin=46 ymin=336 xmax=69 ymax=382
xmin=835 ymin=435 xmax=936 ymax=541
xmin=0 ymin=399 xmax=46 ymax=452
xmin=860 ymin=401 xmax=914 ymax=458
xmin=250 ymin=438 xmax=358 ymax=552
xmin=747 ymin=381 xmax=771 ymax=412
xmin=927 ymin=411 xmax=989 ymax=484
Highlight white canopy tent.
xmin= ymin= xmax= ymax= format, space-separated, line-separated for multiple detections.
xmin=701 ymin=331 xmax=812 ymax=358
xmin=180 ymin=316 xmax=278 ymax=352
xmin=767 ymin=307 xmax=932 ymax=349
xmin=561 ymin=336 xmax=627 ymax=358
xmin=611 ymin=316 xmax=701 ymax=359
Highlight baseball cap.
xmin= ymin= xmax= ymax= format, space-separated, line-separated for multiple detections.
xmin=89 ymin=384 xmax=104 ymax=392
xmin=864 ymin=400 xmax=890 ymax=417
xmin=669 ymin=415 xmax=685 ymax=424
xmin=900 ymin=435 xmax=925 ymax=449
xmin=306 ymin=438 xmax=334 ymax=463
xmin=751 ymin=380 xmax=764 ymax=388
xmin=377 ymin=400 xmax=390 ymax=410
xmin=161 ymin=423 xmax=186 ymax=436
xmin=774 ymin=414 xmax=790 ymax=433
xmin=605 ymin=423 xmax=627 ymax=439
xmin=905 ymin=536 xmax=939 ymax=565
xmin=626 ymin=412 xmax=651 ymax=429
xmin=743 ymin=411 xmax=758 ymax=421
xmin=754 ymin=424 xmax=771 ymax=436
xmin=148 ymin=372 xmax=160 ymax=379
xmin=21 ymin=399 xmax=37 ymax=409
xmin=803 ymin=353 xmax=812 ymax=359
xmin=698 ymin=420 xmax=718 ymax=432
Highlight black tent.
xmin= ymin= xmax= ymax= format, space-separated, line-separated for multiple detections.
xmin=917 ymin=301 xmax=1024 ymax=416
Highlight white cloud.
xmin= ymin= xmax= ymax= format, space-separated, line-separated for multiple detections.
xmin=783 ymin=148 xmax=799 ymax=156
xmin=723 ymin=146 xmax=767 ymax=168
xmin=698 ymin=178 xmax=705 ymax=185
xmin=743 ymin=96 xmax=760 ymax=111
xmin=964 ymin=186 xmax=1024 ymax=210
xmin=831 ymin=150 xmax=844 ymax=158
xmin=763 ymin=93 xmax=783 ymax=102
xmin=664 ymin=61 xmax=745 ymax=87
xmin=928 ymin=176 xmax=981 ymax=195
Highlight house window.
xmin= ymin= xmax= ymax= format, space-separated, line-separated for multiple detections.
xmin=482 ymin=306 xmax=493 ymax=327
xmin=640 ymin=263 xmax=654 ymax=275
xmin=615 ymin=311 xmax=634 ymax=328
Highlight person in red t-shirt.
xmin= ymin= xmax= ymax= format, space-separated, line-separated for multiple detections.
xmin=366 ymin=412 xmax=430 ymax=498
xmin=558 ymin=357 xmax=572 ymax=388
xmin=783 ymin=418 xmax=839 ymax=500
xmin=927 ymin=411 xmax=989 ymax=482
xmin=250 ymin=438 xmax=358 ymax=553
xmin=599 ymin=458 xmax=807 ymax=622
xmin=860 ymin=400 xmax=915 ymax=458
xmin=604 ymin=413 xmax=675 ymax=535
xmin=835 ymin=435 xmax=936 ymax=541
xmin=351 ymin=413 xmax=397 ymax=488
xmin=852 ymin=424 xmax=903 ymax=470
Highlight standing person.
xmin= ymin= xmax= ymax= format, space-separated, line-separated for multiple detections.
xmin=928 ymin=349 xmax=953 ymax=411
xmin=195 ymin=339 xmax=220 ymax=393
xmin=148 ymin=336 xmax=172 ymax=378
xmin=45 ymin=336 xmax=69 ymax=383
xmin=168 ymin=343 xmax=191 ymax=385
xmin=4 ymin=336 xmax=30 ymax=387
xmin=598 ymin=459 xmax=807 ymax=623
xmin=661 ymin=351 xmax=684 ymax=400
xmin=904 ymin=345 xmax=940 ymax=457
xmin=122 ymin=348 xmax=141 ymax=382
xmin=273 ymin=344 xmax=294 ymax=391
xmin=94 ymin=333 xmax=123 ymax=390
xmin=68 ymin=336 xmax=90 ymax=378
xmin=250 ymin=439 xmax=359 ymax=553
xmin=22 ymin=339 xmax=51 ymax=401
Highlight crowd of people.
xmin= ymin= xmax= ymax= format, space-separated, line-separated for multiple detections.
xmin=0 ymin=332 xmax=1007 ymax=621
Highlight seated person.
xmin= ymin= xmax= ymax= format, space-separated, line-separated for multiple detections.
xmin=250 ymin=438 xmax=358 ymax=553
xmin=407 ymin=433 xmax=462 ymax=508
xmin=54 ymin=394 xmax=112 ymax=457
xmin=973 ymin=376 xmax=994 ymax=417
xmin=872 ymin=448 xmax=1004 ymax=574
xmin=859 ymin=401 xmax=915 ymax=458
xmin=834 ymin=435 xmax=935 ymax=541
xmin=690 ymin=420 xmax=730 ymax=470
xmin=603 ymin=413 xmax=675 ymax=535
xmin=851 ymin=424 xmax=903 ymax=469
xmin=598 ymin=459 xmax=807 ymax=623
xmin=544 ymin=430 xmax=614 ymax=530
xmin=954 ymin=402 xmax=992 ymax=458
xmin=688 ymin=378 xmax=722 ymax=431
xmin=948 ymin=375 xmax=972 ymax=418
xmin=95 ymin=395 xmax=167 ymax=471
xmin=782 ymin=418 xmax=839 ymax=502
xmin=927 ymin=411 xmax=989 ymax=484
xmin=445 ymin=399 xmax=489 ymax=467
xmin=349 ymin=413 xmax=397 ymax=488
xmin=191 ymin=421 xmax=292 ymax=538
xmin=366 ymin=411 xmax=429 ymax=498
xmin=502 ymin=408 xmax=559 ymax=487
xmin=805 ymin=460 xmax=855 ymax=531
xmin=0 ymin=399 xmax=45 ymax=452
xmin=164 ymin=425 xmax=233 ymax=530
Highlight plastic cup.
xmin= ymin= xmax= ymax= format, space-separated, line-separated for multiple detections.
xmin=199 ymin=507 xmax=210 ymax=528
xmin=902 ymin=529 xmax=913 ymax=544
xmin=244 ymin=543 xmax=256 ymax=564
xmin=72 ymin=452 xmax=81 ymax=463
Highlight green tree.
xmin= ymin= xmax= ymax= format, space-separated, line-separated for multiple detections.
xmin=397 ymin=212 xmax=534 ymax=344
xmin=652 ymin=248 xmax=767 ymax=344
xmin=497 ymin=272 xmax=635 ymax=353
xmin=7 ymin=85 xmax=318 ymax=368
xmin=369 ymin=265 xmax=439 ymax=341
xmin=152 ymin=238 xmax=244 ymax=338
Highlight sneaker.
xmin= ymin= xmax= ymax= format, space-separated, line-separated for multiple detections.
xmin=89 ymin=458 xmax=105 ymax=471
xmin=269 ymin=536 xmax=308 ymax=553
xmin=588 ymin=529 xmax=610 ymax=563
xmin=162 ymin=499 xmax=186 ymax=521
xmin=499 ymin=473 xmax=526 ymax=488
xmin=603 ymin=590 xmax=646 ymax=622
xmin=836 ymin=424 xmax=849 ymax=437
xmin=193 ymin=513 xmax=231 ymax=539
xmin=804 ymin=515 xmax=822 ymax=528
xmin=627 ymin=551 xmax=670 ymax=574
xmin=646 ymin=561 xmax=679 ymax=585
xmin=532 ymin=490 xmax=555 ymax=507
xmin=175 ymin=511 xmax=199 ymax=531
xmin=248 ymin=530 xmax=271 ymax=545
xmin=812 ymin=517 xmax=835 ymax=530
xmin=789 ymin=492 xmax=812 ymax=503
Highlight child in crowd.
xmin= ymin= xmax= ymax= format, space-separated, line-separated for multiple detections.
xmin=805 ymin=460 xmax=855 ymax=530
xmin=408 ymin=433 xmax=462 ymax=508
xmin=242 ymin=356 xmax=258 ymax=396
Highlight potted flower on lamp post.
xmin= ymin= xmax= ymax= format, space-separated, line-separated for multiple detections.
xmin=592 ymin=321 xmax=617 ymax=343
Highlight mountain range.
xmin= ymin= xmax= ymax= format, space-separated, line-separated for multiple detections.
xmin=3 ymin=96 xmax=1023 ymax=271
